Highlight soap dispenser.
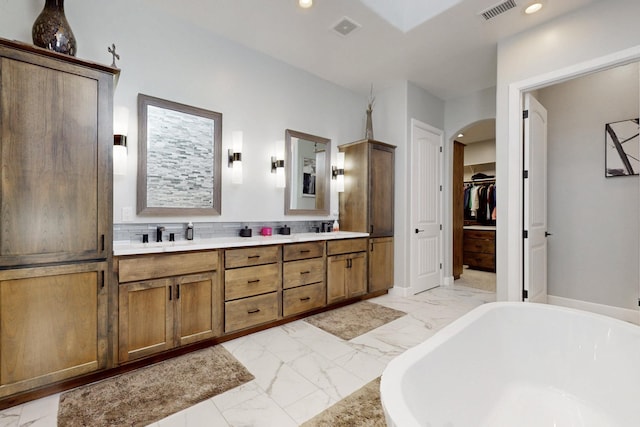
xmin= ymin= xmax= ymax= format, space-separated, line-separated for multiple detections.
xmin=186 ymin=222 xmax=194 ymax=240
xmin=333 ymin=219 xmax=339 ymax=232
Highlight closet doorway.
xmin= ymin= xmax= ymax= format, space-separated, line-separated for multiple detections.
xmin=452 ymin=119 xmax=497 ymax=292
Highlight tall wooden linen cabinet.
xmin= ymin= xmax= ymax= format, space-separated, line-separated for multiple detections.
xmin=338 ymin=139 xmax=396 ymax=292
xmin=0 ymin=39 xmax=116 ymax=399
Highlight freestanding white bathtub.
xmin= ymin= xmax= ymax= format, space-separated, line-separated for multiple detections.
xmin=380 ymin=302 xmax=640 ymax=427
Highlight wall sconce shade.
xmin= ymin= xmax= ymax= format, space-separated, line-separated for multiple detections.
xmin=332 ymin=152 xmax=345 ymax=192
xmin=228 ymin=131 xmax=243 ymax=184
xmin=271 ymin=156 xmax=285 ymax=188
xmin=113 ymin=106 xmax=129 ymax=176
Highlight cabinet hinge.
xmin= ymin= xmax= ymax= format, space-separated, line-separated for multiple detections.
xmin=523 ymin=110 xmax=529 ymax=119
xmin=523 ymin=289 xmax=529 ymax=299
xmin=523 ymin=170 xmax=529 ymax=179
xmin=523 ymin=230 xmax=528 ymax=239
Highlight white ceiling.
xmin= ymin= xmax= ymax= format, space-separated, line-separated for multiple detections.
xmin=147 ymin=0 xmax=600 ymax=100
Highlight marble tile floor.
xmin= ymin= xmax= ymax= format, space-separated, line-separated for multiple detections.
xmin=0 ymin=285 xmax=495 ymax=427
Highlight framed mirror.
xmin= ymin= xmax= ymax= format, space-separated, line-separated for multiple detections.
xmin=137 ymin=94 xmax=222 ymax=215
xmin=285 ymin=129 xmax=331 ymax=215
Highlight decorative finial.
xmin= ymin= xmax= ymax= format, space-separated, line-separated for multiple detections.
xmin=108 ymin=43 xmax=120 ymax=68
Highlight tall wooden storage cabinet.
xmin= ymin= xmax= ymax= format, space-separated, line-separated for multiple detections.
xmin=338 ymin=140 xmax=396 ymax=292
xmin=0 ymin=39 xmax=116 ymax=398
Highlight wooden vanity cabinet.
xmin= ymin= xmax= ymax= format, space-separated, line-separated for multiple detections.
xmin=117 ymin=251 xmax=222 ymax=363
xmin=0 ymin=262 xmax=108 ymax=398
xmin=368 ymin=237 xmax=394 ymax=293
xmin=327 ymin=238 xmax=367 ymax=304
xmin=0 ymin=39 xmax=117 ymax=399
xmin=224 ymin=246 xmax=281 ymax=333
xmin=339 ymin=139 xmax=396 ymax=237
xmin=282 ymin=242 xmax=326 ymax=317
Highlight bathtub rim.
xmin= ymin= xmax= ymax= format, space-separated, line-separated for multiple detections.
xmin=380 ymin=301 xmax=640 ymax=427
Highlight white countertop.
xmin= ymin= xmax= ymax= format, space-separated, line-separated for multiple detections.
xmin=113 ymin=231 xmax=370 ymax=256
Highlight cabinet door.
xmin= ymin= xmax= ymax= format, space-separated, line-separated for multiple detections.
xmin=175 ymin=272 xmax=221 ymax=346
xmin=0 ymin=56 xmax=110 ymax=267
xmin=369 ymin=144 xmax=395 ymax=236
xmin=368 ymin=238 xmax=394 ymax=293
xmin=0 ymin=262 xmax=107 ymax=397
xmin=327 ymin=255 xmax=347 ymax=304
xmin=346 ymin=252 xmax=367 ymax=298
xmin=119 ymin=278 xmax=173 ymax=363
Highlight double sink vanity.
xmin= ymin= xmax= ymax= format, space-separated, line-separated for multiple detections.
xmin=114 ymin=231 xmax=374 ymax=363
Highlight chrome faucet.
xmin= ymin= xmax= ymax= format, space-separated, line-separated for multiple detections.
xmin=156 ymin=226 xmax=165 ymax=242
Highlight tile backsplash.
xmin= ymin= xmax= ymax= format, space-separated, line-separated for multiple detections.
xmin=114 ymin=220 xmax=334 ymax=243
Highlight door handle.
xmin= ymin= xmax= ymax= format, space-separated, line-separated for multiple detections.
xmin=545 ymin=232 xmax=553 ymax=237
xmin=415 ymin=228 xmax=424 ymax=234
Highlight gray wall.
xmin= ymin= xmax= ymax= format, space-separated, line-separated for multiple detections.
xmin=0 ymin=0 xmax=366 ymax=224
xmin=496 ymin=0 xmax=640 ymax=302
xmin=538 ymin=62 xmax=639 ymax=309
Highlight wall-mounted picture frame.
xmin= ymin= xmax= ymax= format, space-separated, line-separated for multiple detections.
xmin=605 ymin=118 xmax=639 ymax=177
xmin=137 ymin=94 xmax=222 ymax=215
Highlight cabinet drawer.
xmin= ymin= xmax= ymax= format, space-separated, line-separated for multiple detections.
xmin=118 ymin=251 xmax=218 ymax=283
xmin=283 ymin=258 xmax=325 ymax=289
xmin=225 ymin=246 xmax=281 ymax=268
xmin=463 ymin=230 xmax=495 ymax=241
xmin=225 ymin=263 xmax=280 ymax=300
xmin=283 ymin=282 xmax=326 ymax=317
xmin=283 ymin=241 xmax=324 ymax=261
xmin=327 ymin=238 xmax=367 ymax=256
xmin=463 ymin=238 xmax=495 ymax=254
xmin=463 ymin=252 xmax=495 ymax=270
xmin=225 ymin=293 xmax=278 ymax=333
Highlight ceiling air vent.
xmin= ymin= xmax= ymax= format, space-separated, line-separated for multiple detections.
xmin=332 ymin=16 xmax=361 ymax=37
xmin=478 ymin=0 xmax=517 ymax=20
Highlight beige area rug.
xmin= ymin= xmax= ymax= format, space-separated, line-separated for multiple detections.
xmin=57 ymin=346 xmax=253 ymax=427
xmin=302 ymin=377 xmax=385 ymax=427
xmin=305 ymin=301 xmax=406 ymax=340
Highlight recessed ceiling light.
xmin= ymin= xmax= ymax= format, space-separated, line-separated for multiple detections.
xmin=525 ymin=2 xmax=543 ymax=14
xmin=299 ymin=0 xmax=313 ymax=8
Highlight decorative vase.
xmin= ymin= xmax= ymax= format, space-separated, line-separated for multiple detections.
xmin=32 ymin=0 xmax=77 ymax=56
xmin=365 ymin=107 xmax=374 ymax=140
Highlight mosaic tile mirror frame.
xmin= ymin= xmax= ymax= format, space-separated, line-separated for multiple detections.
xmin=137 ymin=94 xmax=222 ymax=215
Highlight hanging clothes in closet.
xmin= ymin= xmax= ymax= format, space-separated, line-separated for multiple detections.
xmin=463 ymin=180 xmax=496 ymax=225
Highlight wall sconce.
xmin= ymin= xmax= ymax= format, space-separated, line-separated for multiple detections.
xmin=271 ymin=139 xmax=285 ymax=188
xmin=228 ymin=131 xmax=243 ymax=184
xmin=113 ymin=106 xmax=129 ymax=176
xmin=332 ymin=152 xmax=345 ymax=192
xmin=271 ymin=157 xmax=285 ymax=188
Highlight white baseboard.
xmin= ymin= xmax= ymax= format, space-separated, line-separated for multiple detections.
xmin=388 ymin=286 xmax=412 ymax=297
xmin=548 ymin=295 xmax=639 ymax=325
xmin=443 ymin=276 xmax=454 ymax=286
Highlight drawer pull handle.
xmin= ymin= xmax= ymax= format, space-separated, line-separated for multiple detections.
xmin=300 ymin=297 xmax=311 ymax=302
xmin=248 ymin=279 xmax=260 ymax=284
xmin=248 ymin=308 xmax=261 ymax=314
xmin=300 ymin=271 xmax=310 ymax=275
xmin=299 ymin=250 xmax=311 ymax=253
xmin=248 ymin=255 xmax=261 ymax=259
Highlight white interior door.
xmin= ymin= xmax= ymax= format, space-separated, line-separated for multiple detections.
xmin=410 ymin=120 xmax=443 ymax=294
xmin=524 ymin=93 xmax=548 ymax=303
